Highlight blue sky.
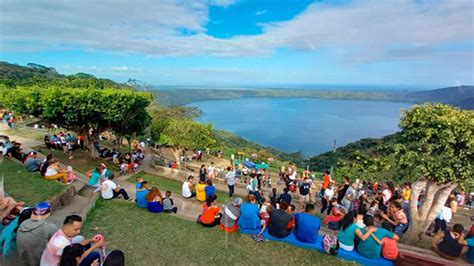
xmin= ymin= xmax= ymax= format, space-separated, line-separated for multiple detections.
xmin=0 ymin=0 xmax=473 ymax=88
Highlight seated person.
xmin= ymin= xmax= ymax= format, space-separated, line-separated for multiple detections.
xmin=431 ymin=223 xmax=466 ymax=260
xmin=136 ymin=181 xmax=149 ymax=209
xmin=163 ymin=191 xmax=178 ymax=214
xmin=294 ymin=203 xmax=321 ymax=244
xmin=41 ymin=215 xmax=104 ymax=266
xmin=195 ymin=180 xmax=207 ymax=202
xmin=44 ymin=160 xmax=68 ymax=183
xmin=101 ymin=174 xmax=130 ymax=200
xmin=24 ymin=151 xmax=42 ymax=172
xmin=356 ymin=215 xmax=399 ymax=259
xmin=238 ymin=194 xmax=261 ymax=231
xmin=198 ymin=194 xmax=222 ymax=227
xmin=268 ymin=201 xmax=294 ymax=238
xmin=146 ymin=187 xmax=164 ymax=213
xmin=380 ymin=222 xmax=399 ymax=260
xmin=205 ymin=179 xmax=216 ymax=200
xmin=380 ymin=201 xmax=408 ymax=237
xmin=87 ymin=167 xmax=102 ymax=187
xmin=182 ymin=176 xmax=196 ymax=199
xmin=220 ymin=197 xmax=242 ymax=232
xmin=337 ymin=213 xmax=358 ymax=251
xmin=459 ymin=226 xmax=474 ymax=264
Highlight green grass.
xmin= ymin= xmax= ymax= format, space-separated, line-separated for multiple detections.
xmin=82 ymin=199 xmax=352 ymax=266
xmin=128 ymin=172 xmax=235 ymax=203
xmin=0 ymin=158 xmax=65 ymax=205
xmin=32 ymin=145 xmax=120 ymax=174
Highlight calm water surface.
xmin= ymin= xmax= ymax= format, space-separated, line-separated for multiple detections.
xmin=190 ymin=98 xmax=412 ymax=157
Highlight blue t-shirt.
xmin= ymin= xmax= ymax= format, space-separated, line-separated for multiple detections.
xmin=205 ymin=186 xmax=216 ymax=198
xmin=238 ymin=203 xmax=260 ymax=230
xmin=465 ymin=238 xmax=474 ymax=264
xmin=338 ymin=223 xmax=358 ymax=246
xmin=88 ymin=170 xmax=101 ymax=186
xmin=357 ymin=228 xmax=394 ymax=259
xmin=136 ymin=189 xmax=149 ymax=209
xmin=294 ymin=213 xmax=320 ymax=243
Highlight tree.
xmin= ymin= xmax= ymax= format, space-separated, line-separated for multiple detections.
xmin=396 ymin=104 xmax=473 ymax=244
xmin=158 ymin=119 xmax=216 ymax=165
xmin=4 ymin=87 xmax=153 ymax=158
xmin=111 ymin=105 xmax=152 ymax=152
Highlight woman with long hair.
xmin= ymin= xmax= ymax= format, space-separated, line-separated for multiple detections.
xmin=198 ymin=194 xmax=222 ymax=227
xmin=146 ymin=187 xmax=164 ymax=213
xmin=337 ymin=213 xmax=358 ymax=251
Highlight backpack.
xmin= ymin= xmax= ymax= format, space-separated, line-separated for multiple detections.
xmin=322 ymin=233 xmax=339 ymax=255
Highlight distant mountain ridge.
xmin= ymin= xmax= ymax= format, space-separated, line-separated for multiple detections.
xmin=0 ymin=61 xmax=472 ymax=109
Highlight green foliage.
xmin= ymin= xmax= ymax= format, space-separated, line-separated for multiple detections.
xmin=397 ymin=104 xmax=474 ymax=186
xmin=159 ymin=119 xmax=216 ymax=151
xmin=149 ymin=104 xmax=202 ymax=142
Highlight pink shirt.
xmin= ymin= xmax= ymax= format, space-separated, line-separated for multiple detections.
xmin=41 ymin=229 xmax=72 ymax=266
xmin=382 ymin=237 xmax=399 ymax=260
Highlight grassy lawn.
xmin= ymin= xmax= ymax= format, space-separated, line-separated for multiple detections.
xmin=83 ymin=199 xmax=352 ymax=266
xmin=0 ymin=158 xmax=65 ymax=205
xmin=32 ymin=145 xmax=120 ymax=174
xmin=128 ymin=172 xmax=235 ymax=203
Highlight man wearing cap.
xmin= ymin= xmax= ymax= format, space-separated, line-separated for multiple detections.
xmin=25 ymin=151 xmax=42 ymax=172
xmin=220 ymin=197 xmax=242 ymax=233
xmin=17 ymin=202 xmax=58 ymax=266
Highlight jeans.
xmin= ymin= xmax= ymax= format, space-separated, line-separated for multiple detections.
xmin=320 ymin=198 xmax=328 ymax=214
xmin=79 ymin=243 xmax=101 ymax=266
xmin=342 ymin=199 xmax=352 ymax=212
xmin=228 ymin=185 xmax=234 ymax=197
xmin=433 ymin=218 xmax=446 ymax=233
xmin=394 ymin=222 xmax=409 ymax=237
xmin=112 ymin=188 xmax=129 ymax=200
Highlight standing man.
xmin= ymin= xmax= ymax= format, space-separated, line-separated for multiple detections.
xmin=225 ymin=167 xmax=236 ymax=197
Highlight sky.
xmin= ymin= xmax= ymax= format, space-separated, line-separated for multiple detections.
xmin=0 ymin=0 xmax=473 ymax=88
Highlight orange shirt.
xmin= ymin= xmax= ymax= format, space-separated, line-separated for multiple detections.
xmin=322 ymin=174 xmax=330 ymax=189
xmin=382 ymin=237 xmax=398 ymax=260
xmin=201 ymin=204 xmax=219 ymax=224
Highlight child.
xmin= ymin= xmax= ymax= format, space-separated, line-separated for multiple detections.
xmin=381 ymin=201 xmax=408 ymax=237
xmin=380 ymin=222 xmax=399 ymax=260
xmin=163 ymin=191 xmax=178 ymax=214
xmin=367 ymin=200 xmax=379 ymax=217
xmin=66 ymin=166 xmax=77 ymax=183
xmin=256 ymin=204 xmax=272 ymax=236
xmin=288 ymin=204 xmax=296 ymax=214
xmin=205 ymin=179 xmax=216 ymax=200
xmin=269 ymin=188 xmax=278 ymax=208
xmin=120 ymin=160 xmax=128 ymax=175
xmin=324 ymin=198 xmax=346 ymax=230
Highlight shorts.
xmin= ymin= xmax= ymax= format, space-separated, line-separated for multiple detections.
xmin=300 ymin=194 xmax=310 ymax=204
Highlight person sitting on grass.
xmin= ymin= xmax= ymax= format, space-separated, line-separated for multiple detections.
xmin=458 ymin=226 xmax=474 ymax=264
xmin=44 ymin=160 xmax=69 ymax=184
xmin=41 ymin=215 xmax=104 ymax=266
xmin=24 ymin=151 xmax=42 ymax=172
xmin=356 ymin=215 xmax=399 ymax=260
xmin=268 ymin=201 xmax=294 ymax=238
xmin=238 ymin=194 xmax=261 ymax=232
xmin=198 ymin=194 xmax=222 ymax=227
xmin=136 ymin=181 xmax=149 ymax=209
xmin=196 ymin=180 xmax=207 ymax=202
xmin=101 ymin=174 xmax=130 ymax=201
xmin=380 ymin=201 xmax=408 ymax=237
xmin=220 ymin=197 xmax=243 ymax=233
xmin=146 ymin=187 xmax=164 ymax=214
xmin=256 ymin=203 xmax=272 ymax=236
xmin=294 ymin=203 xmax=321 ymax=244
xmin=205 ymin=179 xmax=216 ymax=200
xmin=380 ymin=221 xmax=399 ymax=260
xmin=59 ymin=243 xmax=99 ymax=266
xmin=87 ymin=167 xmax=102 ymax=191
xmin=182 ymin=175 xmax=196 ymax=199
xmin=163 ymin=191 xmax=178 ymax=214
xmin=337 ymin=212 xmax=359 ymax=251
xmin=431 ymin=223 xmax=466 ymax=260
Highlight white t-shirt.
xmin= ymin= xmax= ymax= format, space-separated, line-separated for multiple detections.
xmin=325 ymin=188 xmax=335 ymax=199
xmin=382 ymin=189 xmax=392 ymax=205
xmin=208 ymin=165 xmax=215 ymax=175
xmin=40 ymin=229 xmax=72 ymax=266
xmin=182 ymin=181 xmax=192 ymax=197
xmin=45 ymin=167 xmax=58 ymax=177
xmin=101 ymin=180 xmax=117 ymax=199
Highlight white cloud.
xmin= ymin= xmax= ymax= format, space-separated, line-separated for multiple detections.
xmin=256 ymin=10 xmax=267 ymax=16
xmin=0 ymin=0 xmax=472 ymax=66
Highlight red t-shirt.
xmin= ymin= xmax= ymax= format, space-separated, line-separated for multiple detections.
xmin=382 ymin=237 xmax=399 ymax=260
xmin=322 ymin=174 xmax=330 ymax=189
xmin=201 ymin=204 xmax=219 ymax=224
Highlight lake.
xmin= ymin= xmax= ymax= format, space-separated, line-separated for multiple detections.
xmin=190 ymin=98 xmax=413 ymax=157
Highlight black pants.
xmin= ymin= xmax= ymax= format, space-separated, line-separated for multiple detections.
xmin=228 ymin=185 xmax=234 ymax=197
xmin=164 ymin=207 xmax=178 ymax=214
xmin=201 ymin=214 xmax=222 ymax=227
xmin=321 ymin=198 xmax=332 ymax=214
xmin=112 ymin=188 xmax=129 ymax=200
xmin=433 ymin=218 xmax=446 ymax=233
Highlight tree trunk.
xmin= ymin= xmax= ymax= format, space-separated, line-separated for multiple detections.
xmin=170 ymin=147 xmax=182 ymax=166
xmin=402 ymin=179 xmax=457 ymax=245
xmin=115 ymin=135 xmax=123 ymax=152
xmin=126 ymin=137 xmax=132 ymax=153
xmin=85 ymin=134 xmax=99 ymax=159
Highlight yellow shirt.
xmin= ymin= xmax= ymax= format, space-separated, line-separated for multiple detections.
xmin=402 ymin=189 xmax=411 ymax=201
xmin=196 ymin=183 xmax=207 ymax=202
